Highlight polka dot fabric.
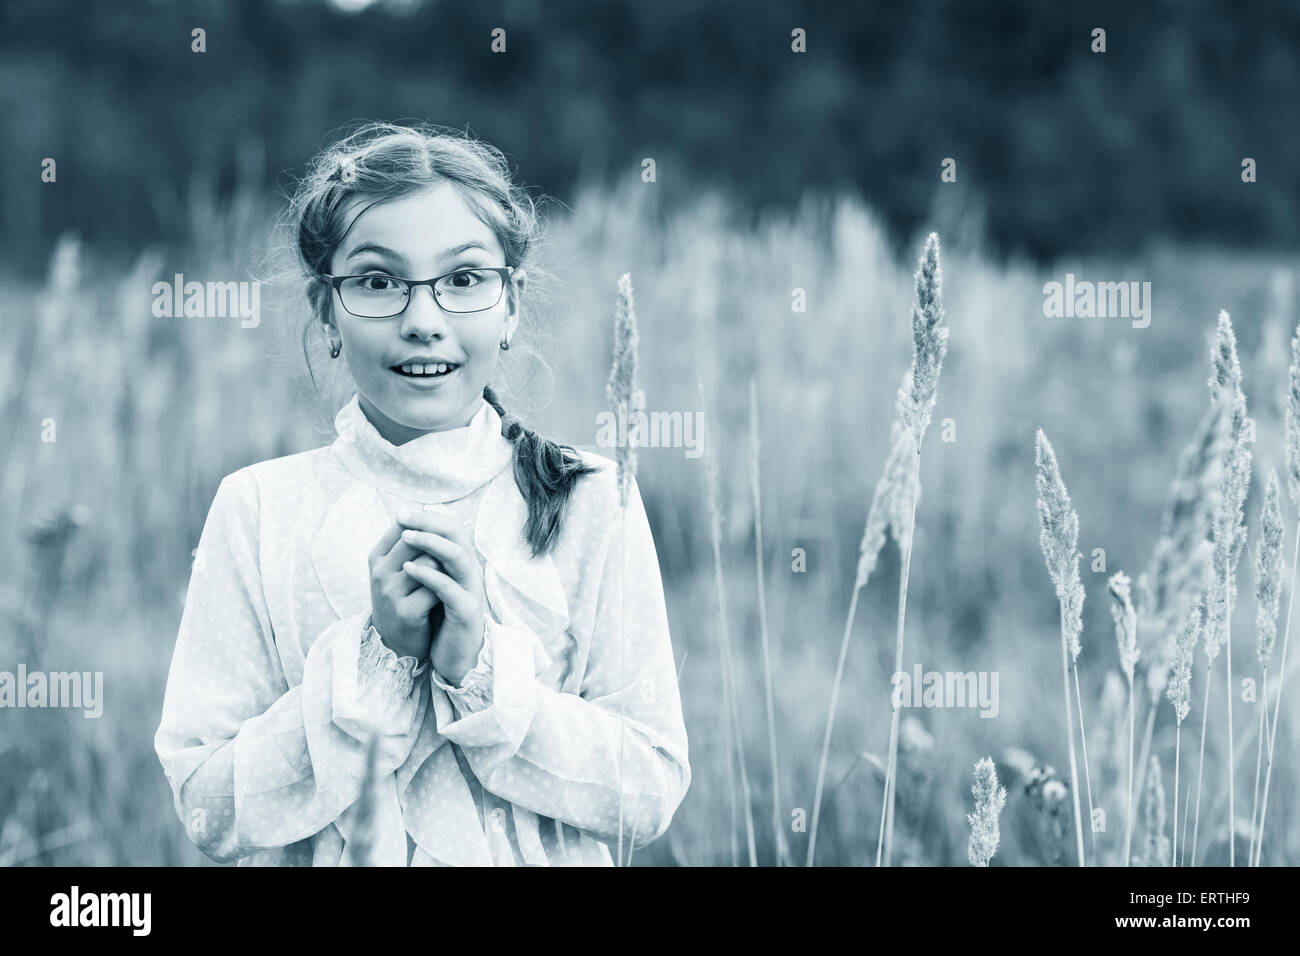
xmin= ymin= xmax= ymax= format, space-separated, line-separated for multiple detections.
xmin=154 ymin=392 xmax=691 ymax=866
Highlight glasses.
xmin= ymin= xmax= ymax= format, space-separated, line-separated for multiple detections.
xmin=319 ymin=266 xmax=514 ymax=318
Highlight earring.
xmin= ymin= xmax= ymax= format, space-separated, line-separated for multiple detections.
xmin=329 ymin=339 xmax=342 ymax=359
xmin=499 ymin=336 xmax=511 ymax=351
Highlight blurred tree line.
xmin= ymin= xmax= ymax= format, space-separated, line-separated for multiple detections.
xmin=2 ymin=0 xmax=1298 ymax=268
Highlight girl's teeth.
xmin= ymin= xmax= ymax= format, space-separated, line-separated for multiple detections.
xmin=399 ymin=363 xmax=453 ymax=376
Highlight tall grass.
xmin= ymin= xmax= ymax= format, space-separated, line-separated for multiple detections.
xmin=1193 ymin=311 xmax=1253 ymax=867
xmin=1247 ymin=470 xmax=1283 ymax=862
xmin=606 ymin=272 xmax=643 ymax=866
xmin=748 ymin=378 xmax=790 ymax=866
xmin=1108 ymin=570 xmax=1139 ymax=865
xmin=1254 ymin=322 xmax=1300 ymax=865
xmin=806 ymin=233 xmax=946 ymax=868
xmin=1138 ymin=755 xmax=1169 ymax=867
xmin=1034 ymin=430 xmax=1088 ymax=866
xmin=1167 ymin=600 xmax=1200 ymax=865
xmin=805 ymin=418 xmax=913 ymax=865
xmin=876 ymin=233 xmax=949 ymax=868
xmin=699 ymin=375 xmax=758 ymax=867
xmin=1134 ymin=399 xmax=1221 ymax=866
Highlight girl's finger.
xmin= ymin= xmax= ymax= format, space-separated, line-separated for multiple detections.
xmin=397 ymin=511 xmax=475 ymax=561
xmin=402 ymin=559 xmax=468 ymax=611
xmin=399 ymin=528 xmax=475 ymax=583
xmin=368 ymin=523 xmax=405 ymax=564
xmin=376 ymin=535 xmax=434 ymax=578
xmin=396 ymin=553 xmax=441 ymax=596
xmin=395 ymin=585 xmax=439 ymax=620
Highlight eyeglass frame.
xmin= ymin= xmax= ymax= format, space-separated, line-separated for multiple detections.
xmin=317 ymin=265 xmax=516 ymax=318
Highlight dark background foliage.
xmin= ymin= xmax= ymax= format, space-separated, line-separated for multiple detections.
xmin=3 ymin=0 xmax=1298 ymax=267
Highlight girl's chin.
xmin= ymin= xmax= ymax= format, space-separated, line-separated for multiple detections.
xmin=380 ymin=379 xmax=482 ymax=428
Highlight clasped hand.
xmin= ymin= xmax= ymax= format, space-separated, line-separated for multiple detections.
xmin=367 ymin=509 xmax=487 ymax=686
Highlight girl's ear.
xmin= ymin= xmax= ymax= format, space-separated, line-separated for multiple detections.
xmin=504 ymin=268 xmax=526 ymax=338
xmin=509 ymin=268 xmax=527 ymax=308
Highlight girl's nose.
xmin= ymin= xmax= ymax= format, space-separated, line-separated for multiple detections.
xmin=399 ymin=284 xmax=451 ymax=338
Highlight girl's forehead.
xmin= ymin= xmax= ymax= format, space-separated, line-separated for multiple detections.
xmin=336 ymin=183 xmax=502 ymax=264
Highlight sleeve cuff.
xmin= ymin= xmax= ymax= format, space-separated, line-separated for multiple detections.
xmin=429 ymin=620 xmax=493 ymax=706
xmin=358 ymin=621 xmax=421 ymax=703
xmin=330 ymin=614 xmax=421 ymax=739
xmin=301 ymin=611 xmax=426 ymax=799
xmin=429 ymin=614 xmax=542 ymax=754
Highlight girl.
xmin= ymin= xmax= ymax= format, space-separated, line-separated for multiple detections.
xmin=154 ymin=122 xmax=691 ymax=866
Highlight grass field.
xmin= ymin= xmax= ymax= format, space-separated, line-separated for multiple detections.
xmin=1 ymin=174 xmax=1297 ymax=865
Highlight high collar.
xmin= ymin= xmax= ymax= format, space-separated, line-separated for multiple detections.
xmin=331 ymin=393 xmax=514 ymax=503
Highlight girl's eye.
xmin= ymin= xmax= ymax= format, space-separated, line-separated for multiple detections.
xmin=447 ymin=270 xmax=485 ymax=288
xmin=359 ymin=274 xmax=398 ymax=292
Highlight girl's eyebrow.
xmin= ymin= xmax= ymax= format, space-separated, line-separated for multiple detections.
xmin=343 ymin=241 xmax=492 ymax=270
xmin=436 ymin=241 xmax=492 ymax=262
xmin=344 ymin=243 xmax=407 ymax=269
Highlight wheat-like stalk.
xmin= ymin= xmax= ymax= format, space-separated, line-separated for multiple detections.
xmin=896 ymin=233 xmax=949 ymax=448
xmin=1071 ymin=619 xmax=1099 ymax=862
xmin=877 ymin=232 xmax=948 ymax=868
xmin=1132 ymin=401 xmax=1222 ymax=851
xmin=966 ymin=757 xmax=1007 ymax=867
xmin=1256 ymin=321 xmax=1300 ymax=865
xmin=1139 ymin=754 xmax=1170 ymax=867
xmin=607 ymin=273 xmax=643 ymax=510
xmin=807 ymin=416 xmax=915 ymax=866
xmin=1034 ymin=428 xmax=1088 ymax=866
xmin=607 ymin=272 xmax=644 ymax=866
xmin=748 ymin=377 xmax=790 ymax=866
xmin=1109 ymin=570 xmax=1140 ymax=865
xmin=1247 ymin=470 xmax=1283 ymax=865
xmin=1167 ymin=599 xmax=1201 ymax=865
xmin=1193 ymin=311 xmax=1252 ymax=866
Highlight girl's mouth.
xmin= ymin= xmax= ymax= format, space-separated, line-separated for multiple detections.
xmin=392 ymin=362 xmax=459 ymax=383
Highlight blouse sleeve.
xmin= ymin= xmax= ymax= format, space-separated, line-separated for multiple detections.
xmin=428 ymin=473 xmax=691 ymax=851
xmin=153 ymin=468 xmax=428 ymax=863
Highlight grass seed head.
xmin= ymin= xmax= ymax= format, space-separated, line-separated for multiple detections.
xmin=1035 ymin=429 xmax=1084 ymax=660
xmin=1138 ymin=401 xmax=1224 ymax=694
xmin=1255 ymin=469 xmax=1284 ymax=668
xmin=1108 ymin=570 xmax=1139 ymax=683
xmin=606 ymin=272 xmax=642 ymax=508
xmin=1286 ymin=322 xmax=1300 ymax=509
xmin=897 ymin=233 xmax=949 ymax=446
xmin=966 ymin=756 xmax=1007 ymax=867
xmin=1138 ymin=754 xmax=1170 ymax=867
xmin=1205 ymin=313 xmax=1253 ymax=660
xmin=855 ymin=419 xmax=916 ymax=590
xmin=1166 ymin=598 xmax=1201 ymax=724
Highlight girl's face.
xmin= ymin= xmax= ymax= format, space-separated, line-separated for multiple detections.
xmin=323 ymin=181 xmax=524 ymax=444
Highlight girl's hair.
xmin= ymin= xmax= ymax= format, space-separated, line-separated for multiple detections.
xmin=287 ymin=122 xmax=597 ymax=558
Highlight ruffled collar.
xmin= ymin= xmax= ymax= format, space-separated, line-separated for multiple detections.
xmin=331 ymin=393 xmax=514 ymax=503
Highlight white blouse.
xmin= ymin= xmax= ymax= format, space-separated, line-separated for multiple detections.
xmin=153 ymin=393 xmax=690 ymax=866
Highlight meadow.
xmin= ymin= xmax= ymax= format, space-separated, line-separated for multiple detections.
xmin=1 ymin=172 xmax=1296 ymax=866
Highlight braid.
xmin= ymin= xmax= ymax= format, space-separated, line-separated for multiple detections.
xmin=482 ymin=385 xmax=599 ymax=558
xmin=483 ymin=384 xmax=525 ymax=442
